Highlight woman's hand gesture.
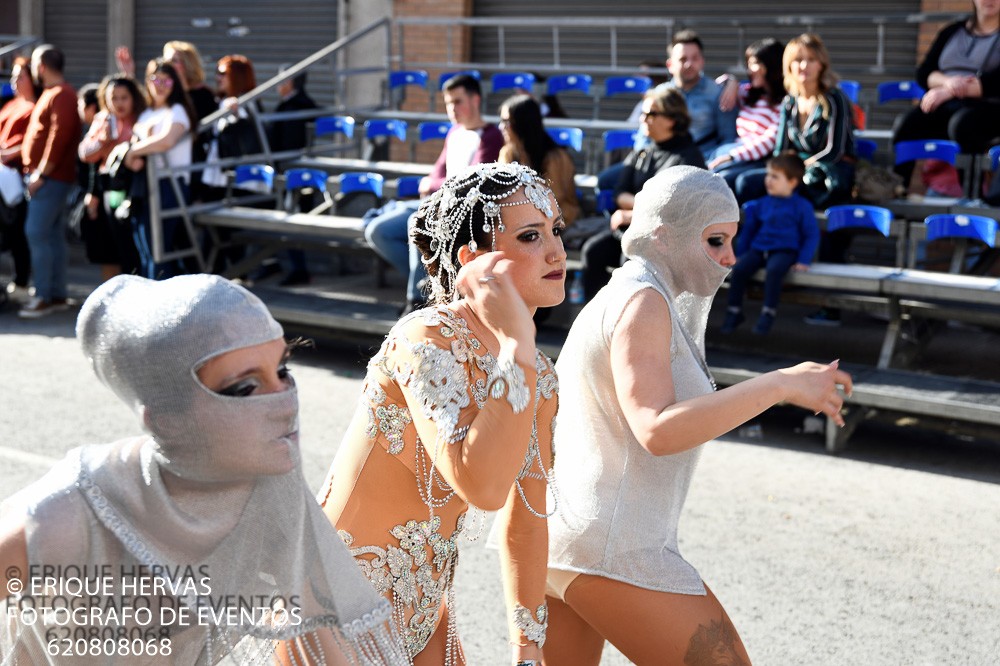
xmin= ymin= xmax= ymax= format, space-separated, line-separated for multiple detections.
xmin=777 ymin=360 xmax=853 ymax=426
xmin=455 ymin=251 xmax=535 ymax=365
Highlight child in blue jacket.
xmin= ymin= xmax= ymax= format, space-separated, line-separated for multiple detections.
xmin=721 ymin=153 xmax=819 ymax=335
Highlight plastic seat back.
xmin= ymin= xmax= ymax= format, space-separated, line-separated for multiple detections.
xmin=838 ymin=80 xmax=861 ymax=104
xmin=389 ymin=70 xmax=428 ymax=90
xmin=234 ymin=164 xmax=275 ymax=190
xmin=604 ymin=76 xmax=652 ymax=98
xmin=856 ymin=138 xmax=877 ymax=162
xmin=396 ymin=176 xmax=422 ymax=199
xmin=547 ymin=74 xmax=592 ymax=96
xmin=824 ymin=205 xmax=892 ymax=237
xmin=925 ymin=214 xmax=997 ymax=248
xmin=339 ymin=172 xmax=384 ymax=198
xmin=285 ymin=168 xmax=329 ymax=192
xmin=603 ymin=129 xmax=637 ymax=153
xmin=546 ymin=127 xmax=584 ymax=152
xmin=418 ymin=121 xmax=452 ymax=142
xmin=894 ymin=140 xmax=959 ymax=166
xmin=364 ymin=119 xmax=408 ymax=142
xmin=877 ymin=80 xmax=925 ymax=104
xmin=315 ymin=115 xmax=355 ymax=139
xmin=491 ymin=72 xmax=535 ymax=93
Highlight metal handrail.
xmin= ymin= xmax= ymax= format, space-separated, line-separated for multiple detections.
xmin=0 ymin=36 xmax=40 ymax=59
xmin=146 ymin=17 xmax=393 ymax=269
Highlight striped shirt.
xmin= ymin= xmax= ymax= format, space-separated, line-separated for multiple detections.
xmin=729 ymin=85 xmax=781 ymax=163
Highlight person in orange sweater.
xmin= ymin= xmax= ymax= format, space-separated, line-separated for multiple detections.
xmin=19 ymin=44 xmax=80 ymax=319
xmin=0 ymin=56 xmax=38 ymax=302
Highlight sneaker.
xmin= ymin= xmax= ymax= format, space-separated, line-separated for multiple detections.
xmin=804 ymin=308 xmax=841 ymax=327
xmin=752 ymin=312 xmax=776 ymax=335
xmin=719 ymin=309 xmax=745 ymax=334
xmin=18 ymin=297 xmax=69 ymax=319
xmin=5 ymin=283 xmax=31 ymax=304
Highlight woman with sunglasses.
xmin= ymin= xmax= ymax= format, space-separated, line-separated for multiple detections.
xmin=119 ymin=59 xmax=197 ymax=279
xmin=579 ymin=86 xmax=705 ymax=301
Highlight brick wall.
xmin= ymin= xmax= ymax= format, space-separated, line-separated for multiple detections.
xmin=918 ymin=0 xmax=970 ymax=57
xmin=392 ymin=0 xmax=472 ymax=163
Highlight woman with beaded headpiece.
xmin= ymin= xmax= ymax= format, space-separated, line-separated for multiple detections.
xmin=542 ymin=167 xmax=853 ymax=664
xmin=0 ymin=274 xmax=408 ymax=665
xmin=319 ymin=162 xmax=566 ymax=665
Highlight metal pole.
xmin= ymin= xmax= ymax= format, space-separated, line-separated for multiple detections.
xmin=610 ymin=27 xmax=617 ymax=69
xmin=499 ymin=26 xmax=506 ymax=66
xmin=553 ymin=26 xmax=560 ymax=68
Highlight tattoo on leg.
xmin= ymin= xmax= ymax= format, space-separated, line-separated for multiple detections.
xmin=683 ymin=614 xmax=749 ymax=666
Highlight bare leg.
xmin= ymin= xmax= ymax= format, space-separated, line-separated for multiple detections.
xmin=414 ymin=601 xmax=465 ymax=666
xmin=542 ymin=594 xmax=604 ymax=666
xmin=563 ymin=574 xmax=751 ymax=666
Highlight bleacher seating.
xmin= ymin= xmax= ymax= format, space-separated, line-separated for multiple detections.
xmin=388 ymin=70 xmax=428 ymax=91
xmin=547 ymin=127 xmax=584 ymax=152
xmin=316 ymin=116 xmax=355 ymax=139
xmin=839 ymin=80 xmax=861 ymax=103
xmin=438 ymin=69 xmax=481 ymax=89
xmin=364 ymin=119 xmax=408 ymax=142
xmin=877 ymin=80 xmax=924 ymax=104
xmin=826 ymin=205 xmax=892 ymax=237
xmin=491 ymin=72 xmax=535 ymax=93
xmin=339 ymin=172 xmax=384 ymax=198
xmin=234 ymin=164 xmax=275 ymax=190
xmin=417 ymin=121 xmax=451 ymax=142
xmin=604 ymin=75 xmax=652 ymax=98
xmin=547 ymin=74 xmax=592 ymax=96
xmin=396 ymin=175 xmax=422 ymax=198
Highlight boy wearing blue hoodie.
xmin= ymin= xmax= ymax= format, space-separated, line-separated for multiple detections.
xmin=721 ymin=152 xmax=819 ymax=335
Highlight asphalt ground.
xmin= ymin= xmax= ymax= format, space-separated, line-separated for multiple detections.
xmin=1 ymin=251 xmax=999 ymax=664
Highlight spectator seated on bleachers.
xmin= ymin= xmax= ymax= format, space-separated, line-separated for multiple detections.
xmin=654 ymin=30 xmax=738 ymax=161
xmin=707 ymin=38 xmax=785 ymax=194
xmin=890 ymin=5 xmax=1000 ymax=195
xmin=581 ymin=87 xmax=705 ymax=301
xmin=720 ymin=153 xmax=819 ymax=336
xmin=363 ymin=73 xmax=502 ymax=314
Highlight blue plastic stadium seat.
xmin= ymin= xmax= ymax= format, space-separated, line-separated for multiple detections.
xmin=856 ymin=138 xmax=877 ymax=162
xmin=491 ymin=72 xmax=535 ymax=93
xmin=596 ymin=189 xmax=617 ymax=215
xmin=824 ymin=205 xmax=892 ymax=237
xmin=418 ymin=121 xmax=452 ymax=142
xmin=604 ymin=76 xmax=652 ymax=98
xmin=1 ymin=83 xmax=13 ymax=98
xmin=877 ymin=80 xmax=925 ymax=104
xmin=389 ymin=70 xmax=428 ymax=90
xmin=396 ymin=176 xmax=422 ymax=199
xmin=894 ymin=140 xmax=960 ymax=166
xmin=364 ymin=119 xmax=408 ymax=142
xmin=547 ymin=74 xmax=592 ymax=96
xmin=284 ymin=168 xmax=330 ymax=192
xmin=438 ymin=70 xmax=481 ymax=89
xmin=547 ymin=127 xmax=584 ymax=152
xmin=315 ymin=115 xmax=355 ymax=139
xmin=234 ymin=164 xmax=275 ymax=189
xmin=989 ymin=145 xmax=1000 ymax=172
xmin=838 ymin=80 xmax=861 ymax=104
xmin=603 ymin=130 xmax=637 ymax=153
xmin=925 ymin=214 xmax=997 ymax=248
xmin=339 ymin=172 xmax=384 ymax=198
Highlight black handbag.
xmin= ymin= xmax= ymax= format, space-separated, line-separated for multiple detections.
xmin=105 ymin=143 xmax=133 ymax=191
xmin=217 ymin=117 xmax=262 ymax=159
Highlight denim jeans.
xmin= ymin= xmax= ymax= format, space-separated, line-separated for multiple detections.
xmin=133 ymin=178 xmax=189 ymax=280
xmin=364 ymin=199 xmax=426 ymax=303
xmin=25 ymin=179 xmax=73 ymax=301
xmin=727 ymin=248 xmax=798 ymax=311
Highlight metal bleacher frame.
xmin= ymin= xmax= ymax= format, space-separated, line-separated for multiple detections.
xmin=129 ymin=13 xmax=1000 ymax=451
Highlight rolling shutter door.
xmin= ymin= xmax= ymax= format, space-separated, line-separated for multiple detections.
xmin=43 ymin=0 xmax=108 ymax=87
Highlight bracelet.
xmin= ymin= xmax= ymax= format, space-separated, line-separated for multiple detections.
xmin=512 ymin=603 xmax=548 ymax=649
xmin=491 ymin=351 xmax=530 ymax=414
xmin=515 ymin=661 xmax=540 ymax=666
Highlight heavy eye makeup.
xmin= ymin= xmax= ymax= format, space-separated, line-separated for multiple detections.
xmin=216 ymin=347 xmax=295 ymax=397
xmin=706 ymin=235 xmax=726 ymax=248
xmin=516 ymin=217 xmax=566 ymax=243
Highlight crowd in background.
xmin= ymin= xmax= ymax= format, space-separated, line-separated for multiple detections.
xmin=0 ymin=2 xmax=998 ymax=322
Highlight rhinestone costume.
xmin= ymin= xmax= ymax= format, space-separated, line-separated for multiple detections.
xmin=332 ymin=307 xmax=558 ymax=662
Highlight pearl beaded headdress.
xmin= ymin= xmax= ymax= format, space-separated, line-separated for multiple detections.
xmin=411 ymin=162 xmax=555 ymax=304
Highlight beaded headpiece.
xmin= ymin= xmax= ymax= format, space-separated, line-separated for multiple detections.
xmin=412 ymin=162 xmax=555 ymax=303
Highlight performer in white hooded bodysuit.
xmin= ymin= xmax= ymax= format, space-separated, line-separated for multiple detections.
xmin=0 ymin=274 xmax=408 ymax=665
xmin=544 ymin=166 xmax=853 ymax=665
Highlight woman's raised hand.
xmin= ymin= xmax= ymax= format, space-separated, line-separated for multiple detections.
xmin=115 ymin=46 xmax=135 ymax=78
xmin=455 ymin=251 xmax=535 ymax=364
xmin=776 ymin=360 xmax=853 ymax=427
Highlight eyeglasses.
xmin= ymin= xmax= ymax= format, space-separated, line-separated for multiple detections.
xmin=148 ymin=75 xmax=173 ymax=87
xmin=498 ymin=118 xmax=510 ymax=127
xmin=639 ymin=110 xmax=669 ymax=121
